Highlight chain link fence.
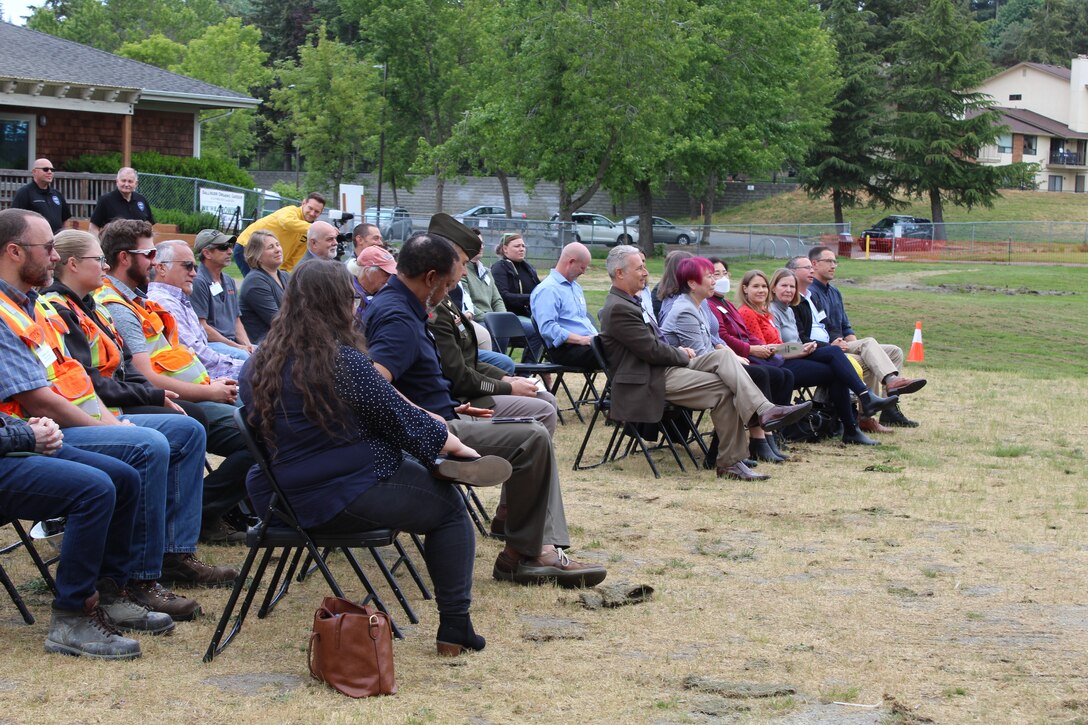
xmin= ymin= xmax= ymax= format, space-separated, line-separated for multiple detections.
xmin=845 ymin=221 xmax=1088 ymax=265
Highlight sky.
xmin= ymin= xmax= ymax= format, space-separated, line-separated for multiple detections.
xmin=2 ymin=0 xmax=38 ymax=25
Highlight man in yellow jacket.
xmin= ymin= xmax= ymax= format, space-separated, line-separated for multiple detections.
xmin=233 ymin=192 xmax=325 ymax=274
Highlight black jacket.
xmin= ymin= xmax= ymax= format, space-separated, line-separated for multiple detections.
xmin=0 ymin=413 xmax=35 ymax=455
xmin=490 ymin=258 xmax=540 ymax=317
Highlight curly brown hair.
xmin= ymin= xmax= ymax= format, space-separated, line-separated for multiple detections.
xmin=245 ymin=259 xmax=367 ymax=449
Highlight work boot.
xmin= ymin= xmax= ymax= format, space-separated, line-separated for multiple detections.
xmin=161 ymin=552 xmax=239 ymax=588
xmin=97 ymin=577 xmax=175 ymax=635
xmin=127 ymin=580 xmax=202 ymax=621
xmin=44 ymin=593 xmax=141 ymax=660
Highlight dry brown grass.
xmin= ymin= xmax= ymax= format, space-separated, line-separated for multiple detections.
xmin=2 ymin=367 xmax=1087 ymax=724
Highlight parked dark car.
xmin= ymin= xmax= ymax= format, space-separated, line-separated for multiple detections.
xmin=363 ymin=206 xmax=414 ymax=242
xmin=859 ymin=215 xmax=934 ymax=253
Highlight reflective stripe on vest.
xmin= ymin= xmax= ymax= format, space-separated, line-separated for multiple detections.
xmin=0 ymin=291 xmax=102 ymax=420
xmin=94 ymin=280 xmax=211 ymax=385
xmin=41 ymin=291 xmax=123 ymax=379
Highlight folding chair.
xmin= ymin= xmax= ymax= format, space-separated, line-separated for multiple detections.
xmin=529 ymin=317 xmax=604 ymax=424
xmin=204 ymin=407 xmax=417 ymax=662
xmin=573 ymin=338 xmax=708 ymax=479
xmin=0 ymin=518 xmax=59 ymax=625
xmin=485 ymin=306 xmax=570 ymax=420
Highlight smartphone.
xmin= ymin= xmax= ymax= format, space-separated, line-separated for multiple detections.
xmin=491 ymin=417 xmax=535 ymax=424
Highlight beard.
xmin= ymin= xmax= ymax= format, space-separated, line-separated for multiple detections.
xmin=128 ymin=264 xmax=150 ymax=291
xmin=19 ymin=257 xmax=52 ymax=288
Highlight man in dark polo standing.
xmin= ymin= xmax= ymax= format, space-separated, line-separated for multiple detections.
xmin=89 ymin=167 xmax=156 ymax=237
xmin=10 ymin=159 xmax=72 ymax=233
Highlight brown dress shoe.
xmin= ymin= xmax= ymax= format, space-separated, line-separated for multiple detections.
xmin=493 ymin=548 xmax=607 ymax=588
xmin=160 ymin=553 xmax=239 ymax=588
xmin=859 ymin=416 xmax=893 ymax=433
xmin=717 ymin=460 xmax=770 ymax=481
xmin=885 ymin=376 xmax=927 ymax=395
xmin=127 ymin=580 xmax=202 ymax=621
xmin=756 ymin=401 xmax=813 ymax=432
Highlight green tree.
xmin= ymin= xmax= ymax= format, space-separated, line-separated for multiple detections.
xmin=173 ymin=18 xmax=272 ymax=160
xmin=27 ymin=0 xmax=227 ymax=52
xmin=887 ymin=0 xmax=1004 ymax=238
xmin=802 ymin=0 xmax=898 ymax=224
xmin=341 ymin=0 xmax=476 ymax=211
xmin=117 ymin=32 xmax=187 ymax=68
xmin=674 ymin=0 xmax=838 ymax=227
xmin=271 ymin=26 xmax=382 ymax=194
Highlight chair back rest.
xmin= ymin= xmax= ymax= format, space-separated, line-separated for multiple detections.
xmin=233 ymin=406 xmax=307 ymax=533
xmin=481 ymin=311 xmax=527 ymax=341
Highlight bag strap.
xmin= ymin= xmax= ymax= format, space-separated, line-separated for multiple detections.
xmin=307 ymin=632 xmax=322 ymax=682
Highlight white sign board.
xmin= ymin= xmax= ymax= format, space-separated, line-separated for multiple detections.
xmin=199 ymin=187 xmax=246 ymax=227
xmin=339 ymin=184 xmax=366 ymax=219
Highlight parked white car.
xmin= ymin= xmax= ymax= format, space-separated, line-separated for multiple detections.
xmin=550 ymin=212 xmax=639 ymax=246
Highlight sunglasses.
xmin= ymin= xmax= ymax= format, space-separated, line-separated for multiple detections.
xmin=14 ymin=241 xmax=56 ymax=253
xmin=34 ymin=167 xmax=54 ymax=173
xmin=210 ymin=243 xmax=234 ymax=251
xmin=163 ymin=260 xmax=197 ymax=272
xmin=127 ymin=248 xmax=157 ymax=260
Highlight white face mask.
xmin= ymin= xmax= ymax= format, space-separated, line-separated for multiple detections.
xmin=713 ymin=277 xmax=731 ymax=296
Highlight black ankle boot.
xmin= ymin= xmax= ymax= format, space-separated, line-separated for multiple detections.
xmin=749 ymin=437 xmax=785 ymax=463
xmin=860 ymin=391 xmax=899 ymax=418
xmin=437 ymin=613 xmax=486 ymax=656
xmin=765 ymin=434 xmax=790 ymax=461
xmin=842 ymin=427 xmax=880 ymax=446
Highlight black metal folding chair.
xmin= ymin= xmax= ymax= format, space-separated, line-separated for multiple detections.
xmin=481 ymin=311 xmax=573 ymax=419
xmin=0 ymin=518 xmax=59 ymax=625
xmin=204 ymin=407 xmax=419 ymax=661
xmin=573 ymin=338 xmax=708 ymax=478
xmin=528 ymin=317 xmax=604 ymax=424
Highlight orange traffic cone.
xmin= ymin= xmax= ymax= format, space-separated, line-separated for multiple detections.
xmin=907 ymin=321 xmax=925 ymax=363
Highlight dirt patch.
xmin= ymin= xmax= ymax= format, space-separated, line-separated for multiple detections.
xmin=846 ymin=270 xmax=1075 ymax=295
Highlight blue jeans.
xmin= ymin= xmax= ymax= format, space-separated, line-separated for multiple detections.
xmin=233 ymin=244 xmax=251 ymax=276
xmin=312 ymin=458 xmax=475 ymax=617
xmin=0 ymin=446 xmax=140 ymax=610
xmin=63 ymin=414 xmax=206 ymax=580
xmin=478 ymin=349 xmax=516 ymax=374
xmin=209 ymin=342 xmax=250 ymax=361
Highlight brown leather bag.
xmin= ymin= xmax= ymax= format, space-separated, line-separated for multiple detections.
xmin=308 ymin=597 xmax=397 ymax=697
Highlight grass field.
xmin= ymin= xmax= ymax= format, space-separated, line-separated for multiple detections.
xmin=706 ymin=188 xmax=1088 ymax=228
xmin=2 ymin=260 xmax=1086 ymax=723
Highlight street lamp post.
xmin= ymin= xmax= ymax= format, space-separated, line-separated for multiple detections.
xmin=374 ymin=63 xmax=388 ymax=213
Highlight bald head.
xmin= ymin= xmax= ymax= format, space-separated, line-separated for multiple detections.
xmin=556 ymin=242 xmax=591 ymax=282
xmin=307 ymin=220 xmax=339 ymax=259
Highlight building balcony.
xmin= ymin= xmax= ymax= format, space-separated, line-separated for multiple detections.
xmin=1049 ymin=150 xmax=1086 ymax=166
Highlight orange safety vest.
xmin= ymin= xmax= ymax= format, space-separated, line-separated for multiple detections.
xmin=94 ymin=279 xmax=211 ymax=385
xmin=41 ymin=291 xmax=123 ymax=379
xmin=0 ymin=289 xmax=103 ymax=420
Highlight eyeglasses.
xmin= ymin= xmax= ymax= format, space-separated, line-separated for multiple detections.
xmin=815 ymin=258 xmax=837 ymax=265
xmin=79 ymin=255 xmax=107 ymax=265
xmin=127 ymin=248 xmax=157 ymax=260
xmin=34 ymin=167 xmax=54 ymax=173
xmin=13 ymin=241 xmax=56 ymax=254
xmin=163 ymin=260 xmax=197 ymax=272
xmin=792 ymin=264 xmax=813 ymax=270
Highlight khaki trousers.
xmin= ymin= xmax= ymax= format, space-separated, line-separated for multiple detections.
xmin=663 ymin=348 xmax=772 ymax=469
xmin=844 ymin=338 xmax=902 ymax=392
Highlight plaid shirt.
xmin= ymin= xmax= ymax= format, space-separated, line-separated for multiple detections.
xmin=146 ymin=282 xmax=243 ymax=380
xmin=0 ymin=278 xmax=51 ymax=402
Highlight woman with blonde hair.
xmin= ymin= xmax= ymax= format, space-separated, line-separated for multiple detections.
xmin=738 ymin=268 xmax=896 ymax=445
xmin=238 ymin=230 xmax=289 ymax=343
xmin=490 ymin=232 xmax=543 ymax=361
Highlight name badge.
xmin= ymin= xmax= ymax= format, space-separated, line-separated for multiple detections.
xmin=456 ymin=321 xmax=467 ymax=335
xmin=35 ymin=343 xmax=57 ymax=368
xmin=814 ymin=309 xmax=827 ymax=322
xmin=641 ymin=310 xmax=651 ymax=324
xmin=209 ymin=282 xmax=224 ymax=296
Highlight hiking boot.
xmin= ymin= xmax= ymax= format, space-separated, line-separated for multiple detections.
xmin=161 ymin=552 xmax=239 ymax=588
xmin=199 ymin=518 xmax=248 ymax=545
xmin=127 ymin=580 xmax=202 ymax=621
xmin=44 ymin=594 xmax=141 ymax=660
xmin=97 ymin=578 xmax=175 ymax=635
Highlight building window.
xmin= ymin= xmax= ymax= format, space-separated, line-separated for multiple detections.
xmin=1009 ymin=94 xmax=1022 ymax=101
xmin=1023 ymin=135 xmax=1037 ymax=155
xmin=997 ymin=133 xmax=1013 ymax=154
xmin=0 ymin=113 xmax=36 ymax=170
